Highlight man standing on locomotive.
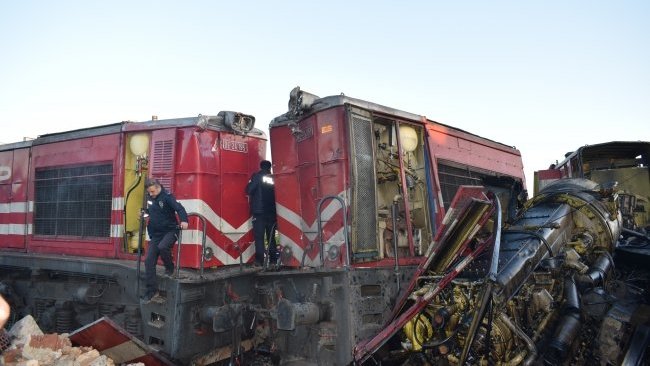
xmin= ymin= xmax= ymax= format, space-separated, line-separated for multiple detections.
xmin=246 ymin=160 xmax=278 ymax=267
xmin=143 ymin=178 xmax=188 ymax=302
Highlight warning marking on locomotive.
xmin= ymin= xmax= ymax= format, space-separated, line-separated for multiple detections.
xmin=321 ymin=124 xmax=333 ymax=134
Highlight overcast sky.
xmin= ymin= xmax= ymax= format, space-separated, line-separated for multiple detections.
xmin=1 ymin=1 xmax=648 ymax=186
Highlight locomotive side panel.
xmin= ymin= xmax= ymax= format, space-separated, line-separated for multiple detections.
xmin=216 ymin=131 xmax=265 ymax=265
xmin=425 ymin=123 xmax=525 ymax=182
xmin=425 ymin=123 xmax=525 ymax=227
xmin=174 ymin=128 xmax=265 ymax=267
xmin=271 ymin=107 xmax=351 ymax=267
xmin=315 ymin=107 xmax=350 ymax=267
xmin=28 ymin=133 xmax=123 ymax=258
xmin=0 ymin=147 xmax=30 ymax=249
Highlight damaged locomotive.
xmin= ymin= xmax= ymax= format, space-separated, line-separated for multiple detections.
xmin=361 ymin=141 xmax=650 ymax=365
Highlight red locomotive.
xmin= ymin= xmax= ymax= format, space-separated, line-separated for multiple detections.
xmin=1 ymin=88 xmax=526 ymax=365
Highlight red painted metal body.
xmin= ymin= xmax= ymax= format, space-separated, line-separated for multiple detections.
xmin=0 ymin=116 xmax=264 ymax=268
xmin=0 ymin=146 xmax=30 ymax=250
xmin=271 ymin=107 xmax=350 ymax=267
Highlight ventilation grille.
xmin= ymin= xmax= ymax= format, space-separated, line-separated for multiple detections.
xmin=437 ymin=162 xmax=490 ymax=210
xmin=34 ymin=164 xmax=112 ymax=238
xmin=350 ymin=113 xmax=378 ymax=255
xmin=152 ymin=140 xmax=174 ymax=173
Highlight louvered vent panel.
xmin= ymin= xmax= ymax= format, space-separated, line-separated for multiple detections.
xmin=152 ymin=140 xmax=174 ymax=173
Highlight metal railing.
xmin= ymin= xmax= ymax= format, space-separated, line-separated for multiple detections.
xmin=316 ymin=195 xmax=350 ymax=268
xmin=176 ymin=212 xmax=208 ymax=278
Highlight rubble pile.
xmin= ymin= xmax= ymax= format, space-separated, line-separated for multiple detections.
xmin=1 ymin=316 xmax=143 ymax=366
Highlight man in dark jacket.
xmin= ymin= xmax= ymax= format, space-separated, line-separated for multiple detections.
xmin=143 ymin=178 xmax=188 ymax=302
xmin=246 ymin=160 xmax=277 ymax=266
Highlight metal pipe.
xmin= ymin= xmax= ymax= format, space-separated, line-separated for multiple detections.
xmin=176 ymin=229 xmax=182 ymax=276
xmin=545 ymin=276 xmax=582 ymax=365
xmin=622 ymin=227 xmax=650 ymax=241
xmin=576 ymin=252 xmax=613 ymax=290
xmin=267 ymin=221 xmax=278 ymax=269
xmin=179 ymin=212 xmax=208 ymax=277
xmin=393 ymin=121 xmax=415 ymax=257
xmin=499 ymin=313 xmax=537 ymax=366
xmin=135 ymin=181 xmax=148 ymax=298
xmin=123 ymin=174 xmax=142 ymax=252
xmin=489 ymin=195 xmax=503 ymax=279
xmin=392 ymin=197 xmax=401 ymax=292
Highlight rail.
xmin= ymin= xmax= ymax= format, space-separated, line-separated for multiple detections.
xmin=316 ymin=195 xmax=350 ymax=268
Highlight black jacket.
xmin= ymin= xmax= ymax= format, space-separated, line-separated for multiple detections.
xmin=246 ymin=169 xmax=276 ymax=216
xmin=147 ymin=189 xmax=188 ymax=236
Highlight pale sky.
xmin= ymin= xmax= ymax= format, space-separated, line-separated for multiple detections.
xmin=1 ymin=1 xmax=648 ymax=187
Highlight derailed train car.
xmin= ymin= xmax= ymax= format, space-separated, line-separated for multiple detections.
xmin=361 ymin=142 xmax=650 ymax=365
xmin=1 ymin=88 xmax=527 ymax=365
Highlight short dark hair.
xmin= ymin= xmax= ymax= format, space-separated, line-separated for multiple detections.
xmin=145 ymin=178 xmax=162 ymax=188
xmin=260 ymin=160 xmax=272 ymax=170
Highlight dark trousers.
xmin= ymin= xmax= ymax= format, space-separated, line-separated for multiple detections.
xmin=145 ymin=230 xmax=177 ymax=295
xmin=253 ymin=214 xmax=277 ymax=265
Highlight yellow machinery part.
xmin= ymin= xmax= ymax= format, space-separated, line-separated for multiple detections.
xmin=403 ymin=313 xmax=434 ymax=351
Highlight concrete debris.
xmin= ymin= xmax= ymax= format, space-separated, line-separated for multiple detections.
xmin=1 ymin=316 xmax=145 ymax=366
xmin=8 ymin=315 xmax=43 ymax=347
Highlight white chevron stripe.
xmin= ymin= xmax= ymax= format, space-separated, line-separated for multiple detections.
xmin=179 ymin=229 xmax=255 ymax=265
xmin=0 ymin=197 xmax=252 ymax=240
xmin=125 ymin=198 xmax=254 ymax=264
xmin=0 ymin=196 xmax=255 ymax=265
xmin=275 ymin=204 xmax=304 ymax=233
xmin=179 ymin=199 xmax=252 ymax=242
xmin=0 ymin=224 xmax=32 ymax=235
xmin=275 ymin=190 xmax=351 ymax=266
xmin=275 ymin=191 xmax=347 ymax=242
xmin=0 ymin=201 xmax=33 ymax=213
xmin=277 ymin=227 xmax=347 ymax=267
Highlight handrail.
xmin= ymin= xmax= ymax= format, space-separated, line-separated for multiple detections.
xmin=176 ymin=212 xmax=208 ymax=278
xmin=316 ymin=195 xmax=350 ymax=268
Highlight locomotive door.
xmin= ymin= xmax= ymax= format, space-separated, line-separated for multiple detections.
xmin=347 ymin=108 xmax=436 ymax=260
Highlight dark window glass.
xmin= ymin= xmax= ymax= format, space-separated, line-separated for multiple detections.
xmin=34 ymin=164 xmax=113 ymax=238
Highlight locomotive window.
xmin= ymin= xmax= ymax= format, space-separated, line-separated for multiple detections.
xmin=34 ymin=164 xmax=113 ymax=238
